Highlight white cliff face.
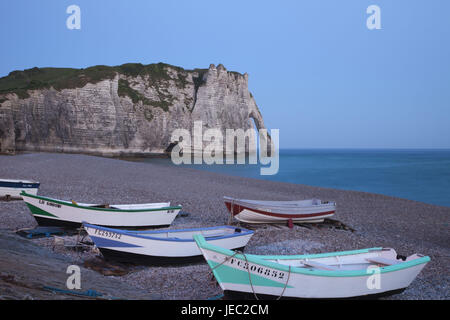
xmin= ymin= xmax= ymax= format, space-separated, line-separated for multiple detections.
xmin=0 ymin=63 xmax=266 ymax=156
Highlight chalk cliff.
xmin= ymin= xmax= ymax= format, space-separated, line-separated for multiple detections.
xmin=0 ymin=63 xmax=266 ymax=156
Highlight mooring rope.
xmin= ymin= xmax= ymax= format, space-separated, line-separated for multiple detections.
xmin=211 ymin=250 xmax=292 ymax=300
xmin=43 ymin=286 xmax=122 ymax=300
xmin=209 ymin=250 xmax=259 ymax=300
xmin=276 ymin=265 xmax=291 ymax=300
xmin=240 ymin=250 xmax=259 ymax=300
xmin=75 ymin=224 xmax=90 ymax=261
xmin=209 ymin=250 xmax=240 ymax=283
xmin=75 ymin=226 xmax=83 ymax=260
xmin=211 ymin=251 xmax=240 ymax=271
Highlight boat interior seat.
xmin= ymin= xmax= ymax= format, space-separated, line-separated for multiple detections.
xmin=203 ymin=232 xmax=227 ymax=237
xmin=365 ymin=257 xmax=401 ymax=266
xmin=302 ymin=260 xmax=339 ymax=271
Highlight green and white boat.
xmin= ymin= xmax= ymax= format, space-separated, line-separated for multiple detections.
xmin=21 ymin=192 xmax=181 ymax=229
xmin=194 ymin=235 xmax=430 ymax=299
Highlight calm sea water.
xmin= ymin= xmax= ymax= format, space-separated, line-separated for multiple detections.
xmin=144 ymin=149 xmax=450 ymax=207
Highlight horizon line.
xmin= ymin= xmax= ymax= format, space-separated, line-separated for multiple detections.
xmin=278 ymin=147 xmax=450 ymax=150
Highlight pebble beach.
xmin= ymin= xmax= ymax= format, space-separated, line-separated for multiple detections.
xmin=0 ymin=152 xmax=449 ymax=300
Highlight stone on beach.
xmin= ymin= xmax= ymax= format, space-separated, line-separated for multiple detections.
xmin=0 ymin=153 xmax=448 ymax=299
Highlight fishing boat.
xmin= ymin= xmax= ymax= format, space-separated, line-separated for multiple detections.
xmin=224 ymin=196 xmax=336 ymax=224
xmin=194 ymin=235 xmax=430 ymax=299
xmin=83 ymin=223 xmax=254 ymax=265
xmin=21 ymin=192 xmax=181 ymax=229
xmin=0 ymin=179 xmax=40 ymax=199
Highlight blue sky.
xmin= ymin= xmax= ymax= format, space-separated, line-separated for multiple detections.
xmin=1 ymin=0 xmax=449 ymax=148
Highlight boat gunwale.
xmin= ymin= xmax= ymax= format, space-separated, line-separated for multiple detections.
xmin=194 ymin=235 xmax=431 ymax=277
xmin=225 ymin=201 xmax=335 ymax=219
xmin=223 ymin=196 xmax=337 ymax=209
xmin=84 ymin=223 xmax=254 ymax=242
xmin=21 ymin=192 xmax=182 ymax=213
xmin=0 ymin=179 xmax=40 ymax=183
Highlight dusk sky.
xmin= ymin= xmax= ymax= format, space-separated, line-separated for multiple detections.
xmin=1 ymin=0 xmax=449 ymax=148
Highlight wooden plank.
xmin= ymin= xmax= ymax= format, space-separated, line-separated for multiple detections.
xmin=366 ymin=257 xmax=401 ymax=266
xmin=303 ymin=260 xmax=339 ymax=271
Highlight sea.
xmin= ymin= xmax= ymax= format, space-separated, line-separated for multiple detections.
xmin=144 ymin=149 xmax=450 ymax=208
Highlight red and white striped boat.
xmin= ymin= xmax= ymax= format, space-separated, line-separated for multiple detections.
xmin=224 ymin=196 xmax=336 ymax=224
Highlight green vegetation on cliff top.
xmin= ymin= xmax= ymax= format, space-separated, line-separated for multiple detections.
xmin=0 ymin=63 xmax=211 ymax=100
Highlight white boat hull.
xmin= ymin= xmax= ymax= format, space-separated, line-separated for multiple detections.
xmin=194 ymin=235 xmax=430 ymax=299
xmin=233 ymin=208 xmax=334 ymax=224
xmin=224 ymin=197 xmax=336 ymax=224
xmin=0 ymin=179 xmax=40 ymax=199
xmin=84 ymin=224 xmax=254 ymax=265
xmin=22 ymin=193 xmax=180 ymax=228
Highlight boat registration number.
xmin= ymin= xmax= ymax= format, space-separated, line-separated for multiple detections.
xmin=39 ymin=199 xmax=62 ymax=208
xmin=229 ymin=257 xmax=286 ymax=280
xmin=93 ymin=228 xmax=122 ymax=240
